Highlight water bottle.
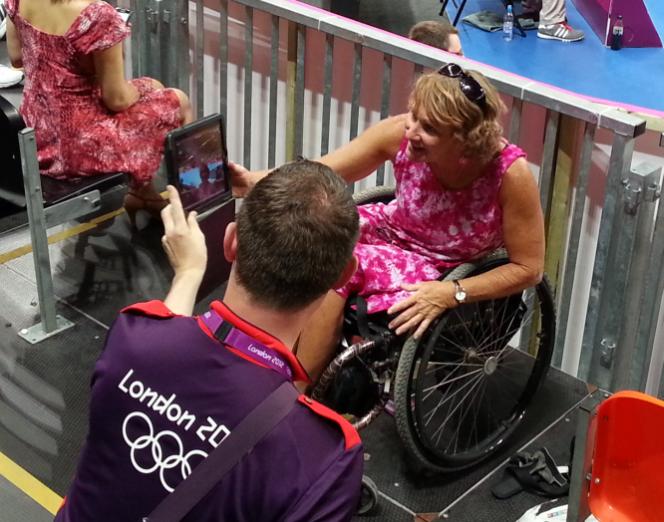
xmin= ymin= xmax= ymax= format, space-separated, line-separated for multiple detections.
xmin=611 ymin=15 xmax=623 ymax=50
xmin=503 ymin=5 xmax=514 ymax=42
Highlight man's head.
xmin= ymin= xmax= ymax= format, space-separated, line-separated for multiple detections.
xmin=227 ymin=160 xmax=359 ymax=311
xmin=408 ymin=20 xmax=463 ymax=55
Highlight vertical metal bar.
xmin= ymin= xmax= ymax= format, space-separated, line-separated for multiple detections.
xmin=176 ymin=0 xmax=190 ymax=94
xmin=18 ymin=129 xmax=57 ymax=333
xmin=243 ymin=6 xmax=254 ymax=168
xmin=349 ymin=43 xmax=363 ymax=143
xmin=539 ymin=110 xmax=560 ymax=226
xmin=376 ymin=54 xmax=392 ymax=186
xmin=508 ymin=98 xmax=523 ymax=145
xmin=612 ymin=166 xmax=661 ymax=391
xmin=195 ymin=0 xmax=205 ymax=117
xmin=139 ymin=0 xmax=152 ymax=78
xmin=320 ymin=34 xmax=334 ymax=156
xmin=285 ymin=22 xmax=297 ymax=162
xmin=294 ymin=24 xmax=306 ymax=158
xmin=157 ymin=0 xmax=172 ymax=85
xmin=130 ymin=0 xmax=141 ymax=78
xmin=553 ymin=123 xmax=596 ymax=368
xmin=218 ymin=0 xmax=228 ymax=120
xmin=578 ymin=133 xmax=635 ymax=381
xmin=267 ymin=15 xmax=279 ymax=169
xmin=566 ymin=394 xmax=602 ymax=522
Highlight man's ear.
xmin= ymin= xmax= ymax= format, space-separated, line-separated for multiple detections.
xmin=332 ymin=256 xmax=358 ymax=289
xmin=223 ymin=222 xmax=238 ymax=262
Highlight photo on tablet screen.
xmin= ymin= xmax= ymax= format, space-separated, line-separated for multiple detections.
xmin=165 ymin=115 xmax=231 ymax=211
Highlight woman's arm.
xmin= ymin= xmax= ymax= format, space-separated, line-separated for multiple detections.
xmin=92 ymin=43 xmax=140 ymax=112
xmin=318 ymin=114 xmax=406 ymax=183
xmin=229 ymin=114 xmax=407 ymax=197
xmin=7 ymin=19 xmax=23 ymax=68
xmin=388 ymin=158 xmax=545 ymax=338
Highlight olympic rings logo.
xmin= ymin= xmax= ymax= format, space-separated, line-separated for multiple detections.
xmin=122 ymin=411 xmax=208 ymax=492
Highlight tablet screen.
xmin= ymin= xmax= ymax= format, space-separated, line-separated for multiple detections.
xmin=166 ymin=115 xmax=231 ymax=211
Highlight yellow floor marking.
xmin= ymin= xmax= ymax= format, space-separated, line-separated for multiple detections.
xmin=0 ymin=189 xmax=168 ymax=265
xmin=0 ymin=451 xmax=63 ymax=515
xmin=0 ymin=207 xmax=125 ymax=265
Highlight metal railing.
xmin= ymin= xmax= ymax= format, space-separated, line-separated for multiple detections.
xmin=125 ymin=0 xmax=664 ymax=397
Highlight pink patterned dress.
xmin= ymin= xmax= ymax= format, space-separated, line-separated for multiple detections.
xmin=338 ymin=139 xmax=526 ymax=313
xmin=6 ymin=0 xmax=181 ymax=185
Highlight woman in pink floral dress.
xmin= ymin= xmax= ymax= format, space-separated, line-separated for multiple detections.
xmin=5 ymin=0 xmax=192 ymax=224
xmin=231 ymin=65 xmax=545 ymax=380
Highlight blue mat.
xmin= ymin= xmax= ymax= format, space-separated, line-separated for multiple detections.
xmin=452 ymin=0 xmax=664 ymax=113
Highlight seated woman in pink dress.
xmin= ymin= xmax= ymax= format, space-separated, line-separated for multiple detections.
xmin=5 ymin=0 xmax=192 ymax=225
xmin=231 ymin=65 xmax=545 ymax=381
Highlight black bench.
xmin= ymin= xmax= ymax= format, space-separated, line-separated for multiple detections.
xmin=0 ymin=94 xmax=128 ymax=343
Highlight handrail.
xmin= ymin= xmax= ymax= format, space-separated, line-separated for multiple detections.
xmin=234 ymin=0 xmax=645 ymax=138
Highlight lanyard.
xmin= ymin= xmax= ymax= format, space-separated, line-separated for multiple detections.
xmin=200 ymin=309 xmax=293 ymax=380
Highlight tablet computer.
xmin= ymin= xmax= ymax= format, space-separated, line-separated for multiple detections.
xmin=165 ymin=114 xmax=232 ymax=212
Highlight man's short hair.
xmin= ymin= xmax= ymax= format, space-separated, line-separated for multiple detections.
xmin=408 ymin=20 xmax=458 ymax=51
xmin=235 ymin=160 xmax=359 ymax=310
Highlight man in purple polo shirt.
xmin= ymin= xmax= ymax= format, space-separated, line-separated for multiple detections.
xmin=56 ymin=160 xmax=363 ymax=521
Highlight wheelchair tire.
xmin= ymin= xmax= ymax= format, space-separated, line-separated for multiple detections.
xmin=356 ymin=475 xmax=379 ymax=516
xmin=352 ymin=185 xmax=396 ymax=205
xmin=394 ymin=251 xmax=555 ymax=472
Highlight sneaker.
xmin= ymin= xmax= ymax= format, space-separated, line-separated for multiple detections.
xmin=0 ymin=64 xmax=23 ymax=88
xmin=537 ymin=22 xmax=584 ymax=42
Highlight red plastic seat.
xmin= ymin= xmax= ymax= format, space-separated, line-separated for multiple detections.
xmin=588 ymin=391 xmax=664 ymax=522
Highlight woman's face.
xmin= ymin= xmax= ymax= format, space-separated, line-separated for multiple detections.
xmin=404 ymin=110 xmax=447 ymax=163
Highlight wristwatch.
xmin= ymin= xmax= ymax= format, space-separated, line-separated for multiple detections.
xmin=453 ymin=280 xmax=467 ymax=304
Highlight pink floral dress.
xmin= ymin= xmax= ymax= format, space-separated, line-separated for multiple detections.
xmin=338 ymin=139 xmax=526 ymax=313
xmin=6 ymin=0 xmax=181 ymax=186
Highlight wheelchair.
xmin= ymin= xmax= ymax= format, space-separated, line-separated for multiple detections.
xmin=312 ymin=185 xmax=556 ymax=480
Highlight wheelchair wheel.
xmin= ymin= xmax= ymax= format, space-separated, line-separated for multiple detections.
xmin=356 ymin=475 xmax=379 ymax=516
xmin=394 ymin=252 xmax=555 ymax=472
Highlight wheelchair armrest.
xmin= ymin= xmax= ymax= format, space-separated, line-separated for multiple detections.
xmin=353 ymin=185 xmax=396 ymax=205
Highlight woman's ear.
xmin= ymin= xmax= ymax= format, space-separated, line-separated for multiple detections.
xmin=223 ymin=222 xmax=238 ymax=262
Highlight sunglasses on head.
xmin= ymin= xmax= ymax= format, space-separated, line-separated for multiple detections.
xmin=437 ymin=63 xmax=486 ymax=108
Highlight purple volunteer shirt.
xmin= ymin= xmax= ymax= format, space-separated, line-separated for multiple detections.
xmin=55 ymin=300 xmax=363 ymax=521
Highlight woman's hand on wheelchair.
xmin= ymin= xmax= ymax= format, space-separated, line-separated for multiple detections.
xmin=387 ymin=280 xmax=456 ymax=339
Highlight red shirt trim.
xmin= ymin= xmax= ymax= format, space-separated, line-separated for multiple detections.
xmin=297 ymin=396 xmax=361 ymax=451
xmin=206 ymin=301 xmax=311 ymax=384
xmin=121 ymin=300 xmax=177 ymax=318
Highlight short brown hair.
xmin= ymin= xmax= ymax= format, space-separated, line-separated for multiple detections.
xmin=235 ymin=160 xmax=359 ymax=311
xmin=408 ymin=20 xmax=459 ymax=51
xmin=409 ymin=70 xmax=506 ymax=163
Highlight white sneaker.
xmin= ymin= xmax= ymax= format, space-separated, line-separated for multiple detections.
xmin=0 ymin=64 xmax=23 ymax=88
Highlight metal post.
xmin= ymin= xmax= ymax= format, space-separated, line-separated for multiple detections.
xmin=177 ymin=0 xmax=190 ymax=94
xmin=566 ymin=392 xmax=604 ymax=522
xmin=243 ymin=6 xmax=254 ymax=168
xmin=267 ymin=14 xmax=279 ymax=169
xmin=320 ymin=33 xmax=334 ymax=156
xmin=294 ymin=23 xmax=306 ymax=158
xmin=553 ymin=123 xmax=596 ymax=368
xmin=578 ymin=133 xmax=635 ymax=382
xmin=611 ymin=164 xmax=661 ymax=391
xmin=376 ymin=54 xmax=392 ymax=186
xmin=218 ymin=0 xmax=228 ymax=120
xmin=508 ymin=98 xmax=522 ymax=145
xmin=17 ymin=129 xmax=74 ymax=344
xmin=539 ymin=110 xmax=560 ymax=227
xmin=195 ymin=0 xmax=205 ymax=117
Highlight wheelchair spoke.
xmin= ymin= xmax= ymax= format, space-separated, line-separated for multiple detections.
xmin=425 ymin=361 xmax=485 ymax=369
xmin=449 ymin=376 xmax=488 ymax=454
xmin=431 ymin=372 xmax=485 ymax=446
xmin=422 ymin=368 xmax=483 ymax=394
xmin=423 ymin=369 xmax=485 ymax=426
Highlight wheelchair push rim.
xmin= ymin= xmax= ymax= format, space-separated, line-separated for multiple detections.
xmin=394 ymin=257 xmax=555 ymax=472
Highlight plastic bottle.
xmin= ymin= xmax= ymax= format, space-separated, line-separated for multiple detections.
xmin=503 ymin=5 xmax=514 ymax=42
xmin=611 ymin=15 xmax=623 ymax=50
